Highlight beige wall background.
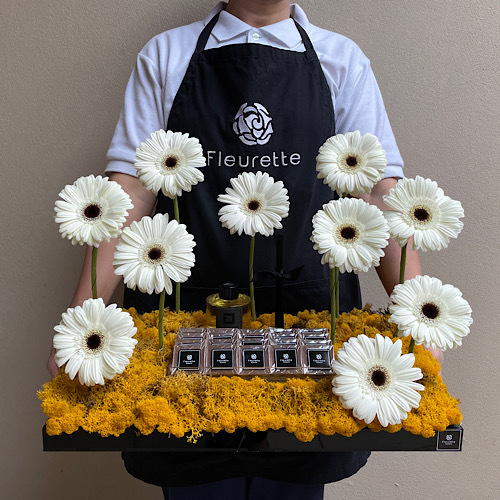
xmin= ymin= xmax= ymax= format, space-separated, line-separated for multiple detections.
xmin=1 ymin=0 xmax=498 ymax=498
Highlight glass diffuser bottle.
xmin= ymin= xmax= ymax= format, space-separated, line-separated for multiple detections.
xmin=206 ymin=283 xmax=251 ymax=328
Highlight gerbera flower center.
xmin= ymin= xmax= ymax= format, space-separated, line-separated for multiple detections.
xmin=145 ymin=244 xmax=167 ymax=264
xmin=83 ymin=204 xmax=102 ymax=220
xmin=83 ymin=329 xmax=105 ymax=354
xmin=340 ymin=153 xmax=363 ymax=172
xmin=368 ymin=365 xmax=390 ymax=390
xmin=346 ymin=156 xmax=358 ymax=167
xmin=163 ymin=156 xmax=178 ymax=169
xmin=243 ymin=195 xmax=265 ymax=215
xmin=411 ymin=205 xmax=432 ymax=224
xmin=158 ymin=153 xmax=183 ymax=174
xmin=337 ymin=224 xmax=359 ymax=244
xmin=341 ymin=226 xmax=357 ymax=240
xmin=247 ymin=200 xmax=260 ymax=211
xmin=421 ymin=302 xmax=440 ymax=320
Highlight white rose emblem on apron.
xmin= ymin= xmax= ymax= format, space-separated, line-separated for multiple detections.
xmin=233 ymin=102 xmax=273 ymax=145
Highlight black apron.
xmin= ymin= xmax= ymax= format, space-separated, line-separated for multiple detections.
xmin=124 ymin=13 xmax=369 ymax=486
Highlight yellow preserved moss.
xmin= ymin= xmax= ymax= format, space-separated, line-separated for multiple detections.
xmin=39 ymin=307 xmax=462 ymax=442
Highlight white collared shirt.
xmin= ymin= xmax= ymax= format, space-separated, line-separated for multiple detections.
xmin=105 ymin=2 xmax=404 ymax=178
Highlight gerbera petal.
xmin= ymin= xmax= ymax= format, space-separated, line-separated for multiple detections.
xmin=54 ymin=175 xmax=133 ymax=247
xmin=389 ymin=275 xmax=472 ymax=350
xmin=218 ymin=172 xmax=289 ymax=237
xmin=51 ymin=298 xmax=137 ymax=386
xmin=134 ymin=130 xmax=206 ymax=198
xmin=332 ymin=334 xmax=423 ymax=427
xmin=311 ymin=198 xmax=389 ymax=273
xmin=64 ymin=352 xmax=84 ymax=380
xmin=316 ymin=131 xmax=387 ymax=197
xmin=383 ymin=176 xmax=464 ymax=251
xmin=113 ymin=213 xmax=196 ymax=295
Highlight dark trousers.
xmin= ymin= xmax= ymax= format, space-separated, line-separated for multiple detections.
xmin=162 ymin=477 xmax=325 ymax=500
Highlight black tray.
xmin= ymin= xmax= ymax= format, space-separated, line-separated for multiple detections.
xmin=43 ymin=425 xmax=462 ymax=452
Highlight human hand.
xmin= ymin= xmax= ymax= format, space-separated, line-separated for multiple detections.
xmin=47 ymin=346 xmax=60 ymax=378
xmin=423 ymin=345 xmax=443 ymax=364
xmin=423 ymin=345 xmax=443 ymax=376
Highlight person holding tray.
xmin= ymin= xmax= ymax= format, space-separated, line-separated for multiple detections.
xmin=48 ymin=1 xmax=440 ymax=498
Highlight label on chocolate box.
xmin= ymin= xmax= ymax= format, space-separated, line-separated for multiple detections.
xmin=211 ymin=349 xmax=234 ymax=369
xmin=307 ymin=349 xmax=331 ymax=369
xmin=243 ymin=349 xmax=265 ymax=368
xmin=178 ymin=350 xmax=201 ymax=370
xmin=275 ymin=349 xmax=298 ymax=368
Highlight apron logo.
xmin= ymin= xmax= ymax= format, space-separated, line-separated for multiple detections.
xmin=233 ymin=103 xmax=273 ymax=146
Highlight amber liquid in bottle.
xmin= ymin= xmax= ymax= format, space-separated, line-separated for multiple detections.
xmin=206 ymin=283 xmax=251 ymax=328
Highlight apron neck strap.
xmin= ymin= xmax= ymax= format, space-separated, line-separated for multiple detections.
xmin=194 ymin=12 xmax=316 ymax=55
xmin=292 ymin=19 xmax=315 ymax=53
xmin=195 ymin=12 xmax=221 ymax=53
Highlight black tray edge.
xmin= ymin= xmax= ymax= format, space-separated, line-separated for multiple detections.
xmin=42 ymin=425 xmax=463 ymax=452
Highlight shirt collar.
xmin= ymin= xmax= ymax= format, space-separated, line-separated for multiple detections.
xmin=205 ymin=2 xmax=311 ymax=49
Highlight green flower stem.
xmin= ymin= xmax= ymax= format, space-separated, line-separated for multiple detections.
xmin=335 ymin=267 xmax=339 ymax=319
xmin=399 ymin=243 xmax=407 ymax=285
xmin=408 ymin=337 xmax=415 ymax=354
xmin=330 ymin=267 xmax=337 ymax=344
xmin=395 ymin=243 xmax=408 ymax=338
xmin=175 ymin=283 xmax=181 ymax=314
xmin=158 ymin=289 xmax=165 ymax=350
xmin=249 ymin=235 xmax=256 ymax=321
xmin=91 ymin=246 xmax=98 ymax=299
xmin=173 ymin=196 xmax=180 ymax=312
xmin=173 ymin=196 xmax=180 ymax=223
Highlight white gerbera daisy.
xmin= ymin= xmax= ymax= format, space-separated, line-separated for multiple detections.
xmin=332 ymin=334 xmax=424 ymax=427
xmin=316 ymin=131 xmax=387 ymax=197
xmin=53 ymin=298 xmax=137 ymax=386
xmin=389 ymin=275 xmax=472 ymax=350
xmin=382 ymin=176 xmax=464 ymax=251
xmin=113 ymin=213 xmax=196 ymax=295
xmin=311 ymin=197 xmax=390 ymax=273
xmin=54 ymin=175 xmax=133 ymax=246
xmin=217 ymin=171 xmax=290 ymax=237
xmin=134 ymin=130 xmax=205 ymax=198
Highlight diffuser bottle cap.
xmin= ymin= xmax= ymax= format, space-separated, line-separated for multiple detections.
xmin=219 ymin=283 xmax=238 ymax=300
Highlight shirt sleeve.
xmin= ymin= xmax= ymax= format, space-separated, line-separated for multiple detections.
xmin=105 ymin=51 xmax=165 ymax=177
xmin=334 ymin=45 xmax=404 ymax=179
